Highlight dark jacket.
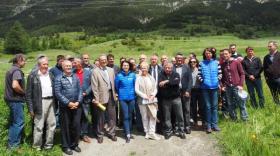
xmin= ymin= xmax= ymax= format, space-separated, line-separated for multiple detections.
xmin=158 ymin=71 xmax=181 ymax=99
xmin=242 ymin=56 xmax=263 ymax=79
xmin=4 ymin=65 xmax=25 ymax=102
xmin=26 ymin=70 xmax=55 ymax=114
xmin=221 ymin=59 xmax=245 ymax=87
xmin=73 ymin=68 xmax=93 ymax=104
xmin=50 ymin=64 xmax=63 ymax=78
xmin=148 ymin=64 xmax=163 ymax=77
xmin=173 ymin=64 xmax=192 ymax=90
xmin=54 ymin=73 xmax=83 ymax=107
xmin=263 ymin=51 xmax=280 ymax=80
xmin=181 ymin=69 xmax=193 ymax=93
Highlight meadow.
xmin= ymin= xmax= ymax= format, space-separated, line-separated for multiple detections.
xmin=0 ymin=34 xmax=280 ymax=155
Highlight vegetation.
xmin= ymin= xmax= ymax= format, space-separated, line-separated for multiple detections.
xmin=1 ymin=0 xmax=280 ymax=39
xmin=4 ymin=21 xmax=30 ymax=54
xmin=0 ymin=33 xmax=280 ymax=155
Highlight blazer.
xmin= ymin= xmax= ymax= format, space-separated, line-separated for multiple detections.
xmin=91 ymin=66 xmax=117 ymax=104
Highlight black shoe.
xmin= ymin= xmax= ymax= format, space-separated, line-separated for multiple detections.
xmin=185 ymin=127 xmax=191 ymax=134
xmin=97 ymin=137 xmax=103 ymax=144
xmin=179 ymin=133 xmax=186 ymax=139
xmin=164 ymin=134 xmax=172 ymax=140
xmin=125 ymin=137 xmax=130 ymax=143
xmin=63 ymin=148 xmax=73 ymax=155
xmin=72 ymin=146 xmax=81 ymax=153
xmin=109 ymin=135 xmax=117 ymax=142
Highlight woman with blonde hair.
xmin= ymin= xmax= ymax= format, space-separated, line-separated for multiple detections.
xmin=135 ymin=62 xmax=160 ymax=140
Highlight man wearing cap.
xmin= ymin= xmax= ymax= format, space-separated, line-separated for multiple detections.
xmin=221 ymin=49 xmax=248 ymax=121
xmin=263 ymin=41 xmax=280 ymax=105
xmin=242 ymin=47 xmax=265 ymax=108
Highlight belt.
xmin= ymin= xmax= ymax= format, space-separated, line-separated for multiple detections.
xmin=42 ymin=96 xmax=53 ymax=99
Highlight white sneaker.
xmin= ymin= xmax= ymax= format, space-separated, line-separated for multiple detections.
xmin=149 ymin=133 xmax=160 ymax=140
xmin=145 ymin=133 xmax=149 ymax=139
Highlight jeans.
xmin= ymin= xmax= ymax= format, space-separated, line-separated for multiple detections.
xmin=266 ymin=78 xmax=280 ymax=105
xmin=245 ymin=78 xmax=265 ymax=108
xmin=81 ymin=102 xmax=91 ymax=137
xmin=201 ymin=89 xmax=219 ymax=129
xmin=120 ymin=100 xmax=135 ymax=136
xmin=226 ymin=86 xmax=249 ymax=121
xmin=7 ymin=102 xmax=24 ymax=148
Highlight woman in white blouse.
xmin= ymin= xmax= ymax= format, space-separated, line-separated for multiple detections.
xmin=135 ymin=62 xmax=160 ymax=140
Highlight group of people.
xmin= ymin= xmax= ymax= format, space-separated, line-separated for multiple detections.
xmin=4 ymin=41 xmax=280 ymax=155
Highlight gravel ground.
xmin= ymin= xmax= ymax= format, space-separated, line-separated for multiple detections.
xmin=66 ymin=128 xmax=221 ymax=156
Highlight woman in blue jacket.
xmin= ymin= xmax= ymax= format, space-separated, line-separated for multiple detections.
xmin=115 ymin=60 xmax=136 ymax=143
xmin=198 ymin=48 xmax=222 ymax=133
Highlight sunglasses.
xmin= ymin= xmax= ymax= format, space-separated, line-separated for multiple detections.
xmin=190 ymin=61 xmax=197 ymax=63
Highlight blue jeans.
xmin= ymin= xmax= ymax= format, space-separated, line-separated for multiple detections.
xmin=226 ymin=86 xmax=249 ymax=121
xmin=120 ymin=100 xmax=135 ymax=136
xmin=7 ymin=102 xmax=24 ymax=148
xmin=245 ymin=78 xmax=265 ymax=108
xmin=201 ymin=89 xmax=219 ymax=129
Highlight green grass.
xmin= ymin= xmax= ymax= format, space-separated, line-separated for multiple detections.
xmin=1 ymin=33 xmax=280 ymax=155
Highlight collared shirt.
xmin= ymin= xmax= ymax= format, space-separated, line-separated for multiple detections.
xmin=38 ymin=70 xmax=53 ymax=98
xmin=151 ymin=65 xmax=159 ymax=84
xmin=101 ymin=66 xmax=112 ymax=90
xmin=175 ymin=66 xmax=183 ymax=88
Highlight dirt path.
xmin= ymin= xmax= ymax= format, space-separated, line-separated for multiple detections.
xmin=67 ymin=129 xmax=221 ymax=156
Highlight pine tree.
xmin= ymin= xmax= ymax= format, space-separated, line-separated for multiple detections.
xmin=4 ymin=21 xmax=30 ymax=54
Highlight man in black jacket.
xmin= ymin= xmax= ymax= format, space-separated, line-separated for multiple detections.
xmin=158 ymin=63 xmax=185 ymax=140
xmin=242 ymin=47 xmax=264 ymax=108
xmin=26 ymin=56 xmax=56 ymax=150
xmin=263 ymin=41 xmax=280 ymax=105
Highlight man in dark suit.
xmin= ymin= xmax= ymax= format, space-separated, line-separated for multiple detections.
xmin=174 ymin=52 xmax=193 ymax=134
xmin=148 ymin=54 xmax=163 ymax=133
xmin=263 ymin=41 xmax=280 ymax=105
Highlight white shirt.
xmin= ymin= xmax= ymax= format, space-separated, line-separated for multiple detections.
xmin=151 ymin=65 xmax=159 ymax=84
xmin=176 ymin=66 xmax=183 ymax=88
xmin=38 ymin=70 xmax=53 ymax=98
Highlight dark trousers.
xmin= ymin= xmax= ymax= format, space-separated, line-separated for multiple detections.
xmin=181 ymin=95 xmax=191 ymax=129
xmin=266 ymin=78 xmax=280 ymax=105
xmin=81 ymin=102 xmax=91 ymax=137
xmin=95 ymin=93 xmax=116 ymax=138
xmin=190 ymin=88 xmax=204 ymax=124
xmin=162 ymin=97 xmax=184 ymax=135
xmin=60 ymin=106 xmax=82 ymax=149
xmin=246 ymin=78 xmax=265 ymax=108
xmin=156 ymin=97 xmax=163 ymax=134
xmin=134 ymin=99 xmax=143 ymax=132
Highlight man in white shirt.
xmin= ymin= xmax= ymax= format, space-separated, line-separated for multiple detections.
xmin=26 ymin=56 xmax=56 ymax=151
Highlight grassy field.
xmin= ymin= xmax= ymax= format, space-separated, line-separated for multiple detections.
xmin=0 ymin=34 xmax=280 ymax=155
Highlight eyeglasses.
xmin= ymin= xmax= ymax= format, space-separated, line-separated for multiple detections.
xmin=190 ymin=61 xmax=197 ymax=63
